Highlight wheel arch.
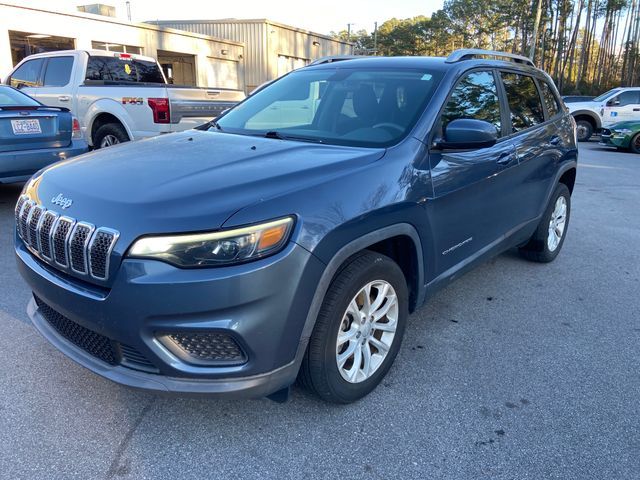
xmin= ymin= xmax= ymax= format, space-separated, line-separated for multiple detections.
xmin=571 ymin=110 xmax=601 ymax=130
xmin=83 ymin=99 xmax=135 ymax=146
xmin=297 ymin=224 xmax=425 ymax=352
xmin=559 ymin=167 xmax=577 ymax=194
xmin=89 ymin=112 xmax=130 ymax=146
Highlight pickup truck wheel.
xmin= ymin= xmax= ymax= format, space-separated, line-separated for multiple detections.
xmin=94 ymin=123 xmax=129 ymax=149
xmin=519 ymin=183 xmax=571 ymax=263
xmin=630 ymin=133 xmax=640 ymax=154
xmin=299 ymin=251 xmax=408 ymax=403
xmin=575 ymin=120 xmax=593 ymax=142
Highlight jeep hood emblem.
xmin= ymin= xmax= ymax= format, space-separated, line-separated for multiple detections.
xmin=51 ymin=193 xmax=73 ymax=210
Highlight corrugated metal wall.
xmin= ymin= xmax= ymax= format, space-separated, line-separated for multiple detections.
xmin=154 ymin=20 xmax=352 ymax=91
xmin=157 ymin=21 xmax=266 ymax=90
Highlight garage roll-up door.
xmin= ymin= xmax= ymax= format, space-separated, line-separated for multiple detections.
xmin=207 ymin=58 xmax=239 ymax=89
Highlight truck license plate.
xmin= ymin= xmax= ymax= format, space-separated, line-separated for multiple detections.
xmin=11 ymin=119 xmax=42 ymax=135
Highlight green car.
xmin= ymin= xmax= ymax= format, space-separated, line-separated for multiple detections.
xmin=599 ymin=121 xmax=640 ymax=153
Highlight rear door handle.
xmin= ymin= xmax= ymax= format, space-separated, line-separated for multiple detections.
xmin=633 ymin=108 xmax=640 ymax=112
xmin=58 ymin=95 xmax=70 ymax=102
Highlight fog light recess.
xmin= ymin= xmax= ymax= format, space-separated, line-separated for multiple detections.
xmin=159 ymin=332 xmax=247 ymax=366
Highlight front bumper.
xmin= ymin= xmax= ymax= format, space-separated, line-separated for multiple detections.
xmin=599 ymin=131 xmax=629 ymax=149
xmin=17 ymin=240 xmax=325 ymax=397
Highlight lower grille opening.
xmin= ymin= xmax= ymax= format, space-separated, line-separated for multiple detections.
xmin=35 ymin=295 xmax=117 ymax=365
xmin=161 ymin=332 xmax=247 ymax=366
xmin=34 ymin=295 xmax=158 ymax=374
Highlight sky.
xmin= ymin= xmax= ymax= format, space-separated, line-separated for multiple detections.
xmin=22 ymin=0 xmax=445 ymax=35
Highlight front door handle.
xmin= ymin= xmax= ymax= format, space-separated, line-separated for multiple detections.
xmin=550 ymin=135 xmax=561 ymax=145
xmin=633 ymin=108 xmax=640 ymax=112
xmin=496 ymin=151 xmax=515 ymax=165
xmin=58 ymin=95 xmax=70 ymax=102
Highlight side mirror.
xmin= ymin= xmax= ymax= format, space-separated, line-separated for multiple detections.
xmin=607 ymin=98 xmax=620 ymax=107
xmin=436 ymin=118 xmax=498 ymax=150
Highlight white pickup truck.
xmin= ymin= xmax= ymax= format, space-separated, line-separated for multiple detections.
xmin=4 ymin=50 xmax=245 ymax=148
xmin=567 ymin=87 xmax=640 ymax=141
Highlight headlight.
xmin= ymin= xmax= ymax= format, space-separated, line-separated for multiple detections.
xmin=613 ymin=128 xmax=633 ymax=135
xmin=128 ymin=217 xmax=294 ymax=267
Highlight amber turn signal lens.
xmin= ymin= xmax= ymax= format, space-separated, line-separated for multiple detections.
xmin=258 ymin=224 xmax=288 ymax=251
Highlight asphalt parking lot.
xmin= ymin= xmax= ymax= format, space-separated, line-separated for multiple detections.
xmin=0 ymin=141 xmax=638 ymax=480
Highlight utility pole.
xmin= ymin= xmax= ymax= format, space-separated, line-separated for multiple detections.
xmin=347 ymin=23 xmax=352 ymax=43
xmin=373 ymin=22 xmax=378 ymax=55
xmin=529 ymin=0 xmax=543 ymax=60
xmin=126 ymin=1 xmax=132 ymax=21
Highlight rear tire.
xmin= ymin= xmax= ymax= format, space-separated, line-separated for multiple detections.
xmin=630 ymin=133 xmax=640 ymax=154
xmin=93 ymin=123 xmax=129 ymax=149
xmin=575 ymin=119 xmax=593 ymax=142
xmin=519 ymin=183 xmax=571 ymax=263
xmin=299 ymin=251 xmax=408 ymax=403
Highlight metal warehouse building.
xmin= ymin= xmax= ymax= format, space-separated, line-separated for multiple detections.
xmin=0 ymin=2 xmax=245 ymax=90
xmin=152 ymin=19 xmax=353 ymax=91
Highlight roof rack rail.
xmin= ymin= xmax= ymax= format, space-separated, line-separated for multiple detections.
xmin=445 ymin=49 xmax=535 ymax=67
xmin=308 ymin=55 xmax=364 ymax=66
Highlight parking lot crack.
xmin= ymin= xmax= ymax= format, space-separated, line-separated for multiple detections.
xmin=105 ymin=398 xmax=156 ymax=479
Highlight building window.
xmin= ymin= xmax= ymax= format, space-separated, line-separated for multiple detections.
xmin=9 ymin=31 xmax=75 ymax=66
xmin=92 ymin=42 xmax=143 ymax=55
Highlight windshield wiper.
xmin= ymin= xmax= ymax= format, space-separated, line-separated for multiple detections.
xmin=264 ymin=130 xmax=285 ymax=139
xmin=262 ymin=131 xmax=324 ymax=143
xmin=196 ymin=120 xmax=223 ymax=131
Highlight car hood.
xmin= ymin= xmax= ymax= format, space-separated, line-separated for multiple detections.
xmin=607 ymin=121 xmax=640 ymax=131
xmin=567 ymin=101 xmax=601 ymax=112
xmin=26 ymin=130 xmax=385 ymax=244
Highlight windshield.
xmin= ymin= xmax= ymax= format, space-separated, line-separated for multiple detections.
xmin=0 ymin=87 xmax=39 ymax=107
xmin=216 ymin=67 xmax=443 ymax=148
xmin=593 ymin=88 xmax=622 ymax=102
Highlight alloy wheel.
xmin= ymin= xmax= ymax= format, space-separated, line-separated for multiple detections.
xmin=100 ymin=135 xmax=120 ymax=148
xmin=336 ymin=280 xmax=398 ymax=383
xmin=547 ymin=196 xmax=567 ymax=252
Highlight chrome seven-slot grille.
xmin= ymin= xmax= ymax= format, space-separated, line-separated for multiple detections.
xmin=15 ymin=195 xmax=119 ymax=281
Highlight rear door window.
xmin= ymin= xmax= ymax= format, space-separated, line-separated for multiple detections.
xmin=440 ymin=70 xmax=502 ymax=136
xmin=10 ymin=59 xmax=44 ymax=88
xmin=43 ymin=56 xmax=74 ymax=87
xmin=540 ymin=81 xmax=561 ymax=118
xmin=501 ymin=73 xmax=545 ymax=132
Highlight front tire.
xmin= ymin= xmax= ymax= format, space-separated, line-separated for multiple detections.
xmin=575 ymin=119 xmax=593 ymax=142
xmin=519 ymin=183 xmax=571 ymax=263
xmin=93 ymin=123 xmax=129 ymax=149
xmin=299 ymin=251 xmax=408 ymax=403
xmin=630 ymin=133 xmax=640 ymax=154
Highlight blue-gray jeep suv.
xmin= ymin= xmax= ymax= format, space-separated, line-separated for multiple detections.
xmin=15 ymin=50 xmax=577 ymax=403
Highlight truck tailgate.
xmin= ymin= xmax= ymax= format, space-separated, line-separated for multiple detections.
xmin=167 ymin=87 xmax=245 ymax=129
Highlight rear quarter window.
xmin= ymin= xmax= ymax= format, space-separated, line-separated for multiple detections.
xmin=540 ymin=81 xmax=561 ymax=118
